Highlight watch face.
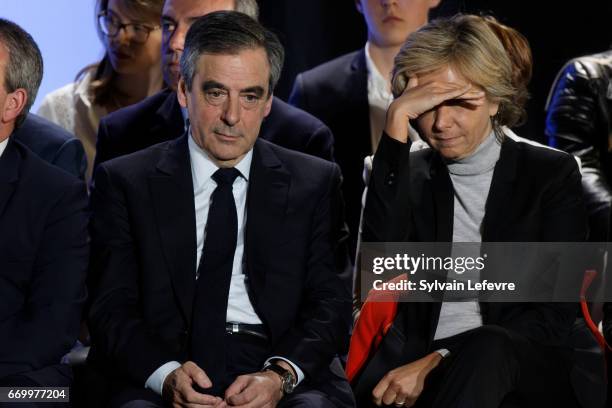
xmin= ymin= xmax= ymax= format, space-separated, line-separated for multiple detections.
xmin=282 ymin=374 xmax=296 ymax=394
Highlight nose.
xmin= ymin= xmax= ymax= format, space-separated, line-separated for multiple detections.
xmin=112 ymin=26 xmax=131 ymax=46
xmin=221 ymin=96 xmax=241 ymax=127
xmin=433 ymin=105 xmax=454 ymax=131
xmin=167 ymin=24 xmax=186 ymax=54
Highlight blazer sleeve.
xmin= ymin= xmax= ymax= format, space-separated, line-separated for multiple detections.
xmin=269 ymin=163 xmax=353 ymax=378
xmin=501 ymin=154 xmax=588 ymax=346
xmin=0 ymin=179 xmax=89 ymax=378
xmin=88 ymin=164 xmax=183 ymax=385
xmin=362 ymin=132 xmax=413 ymax=243
xmin=305 ymin=123 xmax=335 ymax=162
xmin=53 ymin=138 xmax=87 ymax=181
xmin=288 ymin=73 xmax=308 ymax=111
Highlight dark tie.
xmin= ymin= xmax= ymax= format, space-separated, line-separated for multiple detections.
xmin=190 ymin=167 xmax=241 ymax=396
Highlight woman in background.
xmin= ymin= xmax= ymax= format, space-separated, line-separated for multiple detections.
xmin=38 ymin=0 xmax=164 ymax=180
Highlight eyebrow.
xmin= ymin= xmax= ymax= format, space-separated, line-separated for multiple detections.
xmin=202 ymin=81 xmax=265 ymax=97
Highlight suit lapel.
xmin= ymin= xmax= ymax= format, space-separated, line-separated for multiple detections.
xmin=349 ymin=49 xmax=372 ymax=157
xmin=148 ymin=134 xmax=197 ymax=323
xmin=0 ymin=139 xmax=20 ymax=218
xmin=429 ymin=155 xmax=454 ymax=242
xmin=245 ymin=140 xmax=290 ymax=297
xmin=482 ymin=138 xmax=518 ymax=241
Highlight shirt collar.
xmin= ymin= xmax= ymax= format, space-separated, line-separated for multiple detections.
xmin=365 ymin=42 xmax=392 ymax=95
xmin=0 ymin=137 xmax=8 ymax=158
xmin=188 ymin=132 xmax=253 ymax=190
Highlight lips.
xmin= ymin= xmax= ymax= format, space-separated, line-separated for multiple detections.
xmin=110 ymin=49 xmax=132 ymax=60
xmin=214 ymin=131 xmax=241 ymax=141
xmin=382 ymin=15 xmax=404 ymax=23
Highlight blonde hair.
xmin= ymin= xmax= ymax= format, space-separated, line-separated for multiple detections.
xmin=391 ymin=14 xmax=522 ymax=130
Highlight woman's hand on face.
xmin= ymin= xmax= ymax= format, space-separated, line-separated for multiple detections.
xmin=384 ymin=76 xmax=485 ymax=143
xmin=371 ymin=352 xmax=443 ymax=407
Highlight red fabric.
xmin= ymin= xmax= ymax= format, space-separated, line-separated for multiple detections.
xmin=345 ymin=274 xmax=407 ymax=383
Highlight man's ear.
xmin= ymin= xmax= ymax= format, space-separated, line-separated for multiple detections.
xmin=263 ymin=93 xmax=273 ymax=118
xmin=1 ymin=88 xmax=27 ymax=124
xmin=177 ymin=78 xmax=188 ymax=108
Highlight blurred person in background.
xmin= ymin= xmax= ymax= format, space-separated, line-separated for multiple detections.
xmin=38 ymin=0 xmax=164 ymax=180
xmin=289 ymin=0 xmax=441 ymax=260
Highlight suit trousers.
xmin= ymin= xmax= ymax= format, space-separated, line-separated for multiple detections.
xmin=110 ymin=333 xmax=354 ymax=408
xmin=411 ymin=325 xmax=580 ymax=408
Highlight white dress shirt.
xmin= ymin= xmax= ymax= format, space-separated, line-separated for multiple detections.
xmin=365 ymin=42 xmax=394 ymax=153
xmin=365 ymin=42 xmax=422 ymax=152
xmin=145 ymin=133 xmax=304 ymax=395
xmin=0 ymin=138 xmax=8 ymax=158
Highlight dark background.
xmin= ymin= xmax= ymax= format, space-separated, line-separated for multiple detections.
xmin=258 ymin=0 xmax=612 ymax=143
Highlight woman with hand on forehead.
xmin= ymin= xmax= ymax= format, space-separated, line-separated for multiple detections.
xmin=360 ymin=14 xmax=589 ymax=408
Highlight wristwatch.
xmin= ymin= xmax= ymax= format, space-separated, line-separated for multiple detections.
xmin=263 ymin=363 xmax=296 ymax=395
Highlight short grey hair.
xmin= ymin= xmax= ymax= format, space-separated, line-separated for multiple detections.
xmin=0 ymin=18 xmax=43 ymax=126
xmin=235 ymin=0 xmax=259 ymax=20
xmin=180 ymin=10 xmax=284 ymax=97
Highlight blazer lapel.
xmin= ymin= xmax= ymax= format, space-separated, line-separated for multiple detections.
xmin=349 ymin=49 xmax=373 ymax=157
xmin=482 ymin=138 xmax=518 ymax=241
xmin=245 ymin=140 xmax=290 ymax=297
xmin=0 ymin=139 xmax=20 ymax=218
xmin=148 ymin=134 xmax=197 ymax=323
xmin=430 ymin=155 xmax=454 ymax=242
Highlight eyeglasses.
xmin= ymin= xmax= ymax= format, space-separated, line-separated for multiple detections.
xmin=97 ymin=11 xmax=160 ymax=43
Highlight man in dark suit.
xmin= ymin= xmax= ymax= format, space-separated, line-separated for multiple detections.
xmin=289 ymin=0 xmax=439 ymax=256
xmin=94 ymin=0 xmax=335 ymax=174
xmin=0 ymin=18 xmax=89 ymax=396
xmin=88 ymin=12 xmax=353 ymax=408
xmin=13 ymin=113 xmax=86 ymax=180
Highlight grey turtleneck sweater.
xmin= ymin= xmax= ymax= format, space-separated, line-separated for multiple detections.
xmin=434 ymin=131 xmax=502 ymax=340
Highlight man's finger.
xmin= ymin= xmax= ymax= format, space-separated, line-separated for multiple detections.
xmin=183 ymin=361 xmax=213 ymax=389
xmin=182 ymin=387 xmax=222 ymax=406
xmin=224 ymin=375 xmax=251 ymax=400
xmin=227 ymin=382 xmax=258 ymax=406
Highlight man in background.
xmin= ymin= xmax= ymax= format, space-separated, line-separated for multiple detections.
xmin=290 ymin=0 xmax=440 ymax=256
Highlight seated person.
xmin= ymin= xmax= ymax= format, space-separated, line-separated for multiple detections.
xmin=0 ymin=18 xmax=89 ymax=397
xmin=358 ymin=14 xmax=596 ymax=408
xmin=13 ymin=113 xmax=86 ymax=180
xmin=87 ymin=11 xmax=353 ymax=408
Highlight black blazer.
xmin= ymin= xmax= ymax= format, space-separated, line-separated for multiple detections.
xmin=88 ymin=135 xmax=352 ymax=390
xmin=289 ymin=49 xmax=370 ymax=256
xmin=12 ymin=113 xmax=87 ymax=180
xmin=94 ymin=89 xmax=335 ymax=172
xmin=364 ymin=133 xmax=587 ymax=346
xmin=361 ymin=133 xmax=600 ymax=403
xmin=0 ymin=138 xmax=89 ymax=380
